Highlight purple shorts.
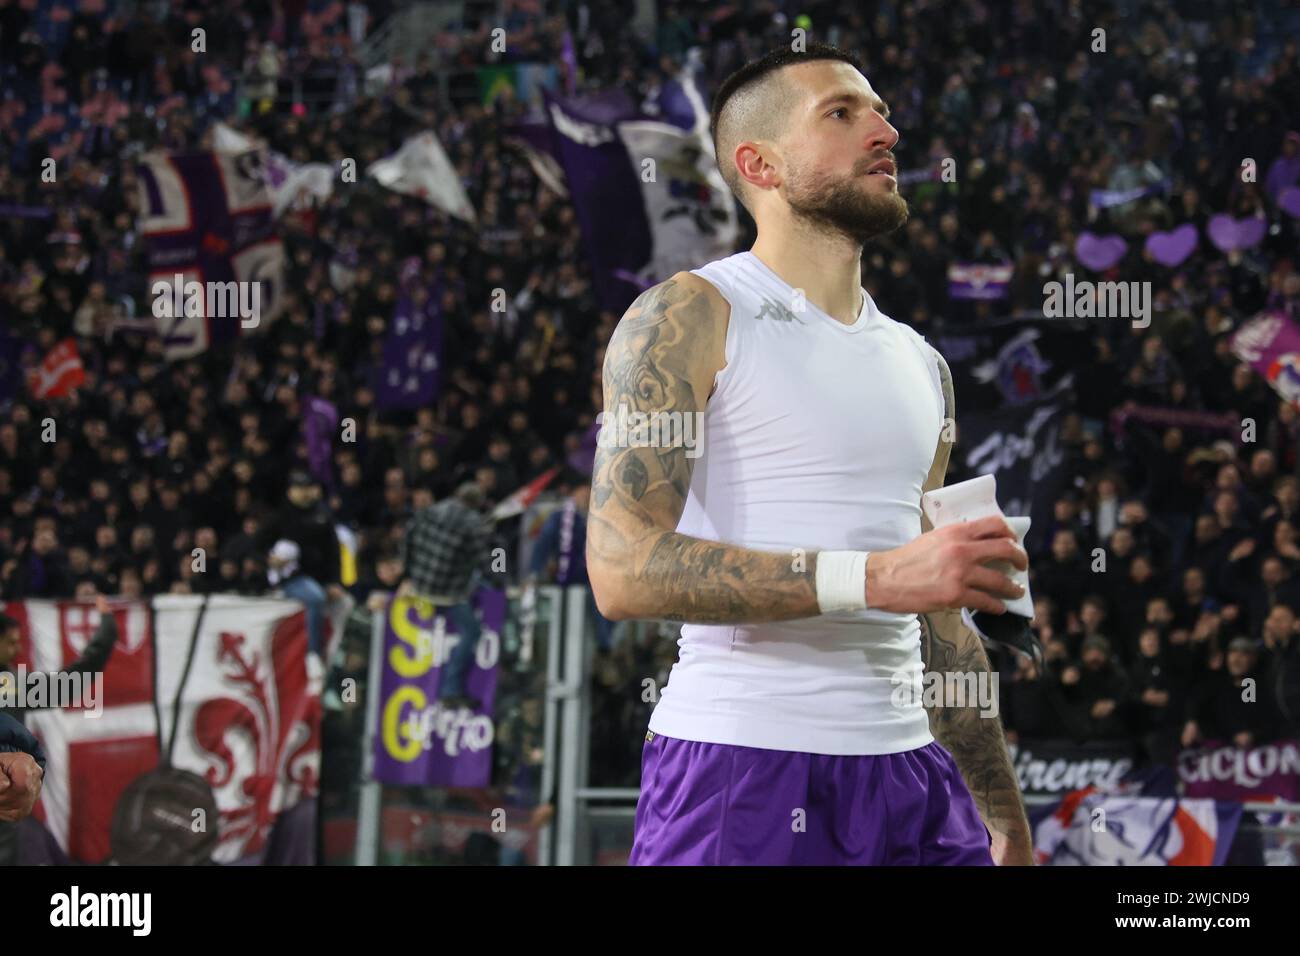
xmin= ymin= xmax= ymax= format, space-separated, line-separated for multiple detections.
xmin=629 ymin=733 xmax=995 ymax=866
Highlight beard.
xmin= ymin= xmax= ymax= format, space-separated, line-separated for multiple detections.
xmin=784 ymin=157 xmax=909 ymax=244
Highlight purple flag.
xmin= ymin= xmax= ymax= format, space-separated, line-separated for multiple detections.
xmin=1231 ymin=310 xmax=1300 ymax=408
xmin=372 ymin=588 xmax=506 ymax=787
xmin=543 ymin=80 xmax=739 ymax=312
xmin=374 ymin=279 xmax=442 ymax=410
xmin=544 ymin=89 xmax=653 ymax=310
xmin=302 ymin=395 xmax=339 ymax=487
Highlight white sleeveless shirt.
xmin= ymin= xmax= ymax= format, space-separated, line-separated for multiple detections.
xmin=646 ymin=251 xmax=945 ymax=755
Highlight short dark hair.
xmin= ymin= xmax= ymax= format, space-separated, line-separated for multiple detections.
xmin=709 ymin=43 xmax=866 ymax=147
xmin=0 ymin=612 xmax=18 ymax=636
xmin=709 ymin=43 xmax=867 ymax=207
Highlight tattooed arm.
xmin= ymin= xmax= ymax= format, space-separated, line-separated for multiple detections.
xmin=918 ymin=347 xmax=1035 ymax=865
xmin=586 ymin=272 xmax=826 ymax=624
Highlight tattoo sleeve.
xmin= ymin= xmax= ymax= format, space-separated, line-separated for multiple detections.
xmin=919 ymin=346 xmax=1033 ymax=852
xmin=918 ymin=609 xmax=1032 ymax=847
xmin=586 ymin=274 xmax=822 ymax=624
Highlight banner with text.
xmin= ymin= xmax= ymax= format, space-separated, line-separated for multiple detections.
xmin=1179 ymin=738 xmax=1300 ymax=803
xmin=1009 ymin=741 xmax=1138 ymax=797
xmin=955 ymin=395 xmax=1073 ymax=554
xmin=373 ymin=588 xmax=506 ymax=787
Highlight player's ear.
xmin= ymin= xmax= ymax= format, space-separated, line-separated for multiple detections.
xmin=735 ymin=141 xmax=780 ymax=194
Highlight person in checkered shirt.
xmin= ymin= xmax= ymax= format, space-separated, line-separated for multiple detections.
xmin=401 ymin=482 xmax=495 ymax=710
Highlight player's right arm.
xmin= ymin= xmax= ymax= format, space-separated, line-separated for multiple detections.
xmin=587 ymin=272 xmax=823 ymax=624
xmin=586 ymin=272 xmax=1025 ymax=624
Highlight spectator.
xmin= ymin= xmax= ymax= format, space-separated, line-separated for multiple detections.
xmin=1242 ymin=553 xmax=1300 ymax=636
xmin=1183 ymin=636 xmax=1281 ymax=749
xmin=1128 ymin=626 xmax=1185 ymax=764
xmin=400 ymin=481 xmax=494 ymax=710
xmin=1065 ymin=636 xmax=1130 ymax=742
xmin=2 ymin=524 xmax=69 ymax=599
xmin=258 ymin=470 xmax=343 ymax=665
xmin=1260 ymin=604 xmax=1300 ymax=736
xmin=1003 ymin=654 xmax=1074 ymax=743
xmin=528 ymin=476 xmax=614 ymax=652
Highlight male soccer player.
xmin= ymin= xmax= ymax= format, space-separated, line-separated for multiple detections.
xmin=587 ymin=45 xmax=1036 ymax=865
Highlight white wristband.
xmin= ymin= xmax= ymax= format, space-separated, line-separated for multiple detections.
xmin=815 ymin=550 xmax=870 ymax=612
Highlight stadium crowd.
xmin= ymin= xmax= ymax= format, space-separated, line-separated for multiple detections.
xmin=1 ymin=0 xmax=1300 ymax=783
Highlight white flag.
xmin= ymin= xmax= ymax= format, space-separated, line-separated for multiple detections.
xmin=615 ymin=72 xmax=736 ymax=285
xmin=211 ymin=122 xmax=334 ymax=217
xmin=212 ymin=121 xmax=258 ymax=154
xmin=367 ymin=131 xmax=476 ymax=222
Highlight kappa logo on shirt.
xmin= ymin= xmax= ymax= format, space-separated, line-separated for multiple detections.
xmin=754 ymin=298 xmax=808 ymax=324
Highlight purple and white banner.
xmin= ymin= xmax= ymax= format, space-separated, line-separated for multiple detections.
xmin=1030 ymin=789 xmax=1242 ymax=865
xmin=136 ymin=150 xmax=285 ymax=359
xmin=1231 ymin=310 xmax=1300 ymax=409
xmin=948 ymin=261 xmax=1014 ymax=300
xmin=372 ymin=589 xmax=506 ymax=788
xmin=1088 ymin=178 xmax=1169 ymax=209
xmin=542 ymin=72 xmax=738 ymax=311
xmin=374 ymin=275 xmax=442 ymax=411
xmin=506 ymin=121 xmax=569 ymax=197
xmin=1179 ymin=738 xmax=1300 ymax=803
xmin=212 ymin=122 xmax=335 ymax=217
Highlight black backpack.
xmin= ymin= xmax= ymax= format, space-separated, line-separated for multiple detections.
xmin=110 ymin=767 xmax=220 ymax=865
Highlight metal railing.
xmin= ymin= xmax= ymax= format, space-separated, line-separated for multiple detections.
xmin=332 ymin=591 xmax=1300 ymax=865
